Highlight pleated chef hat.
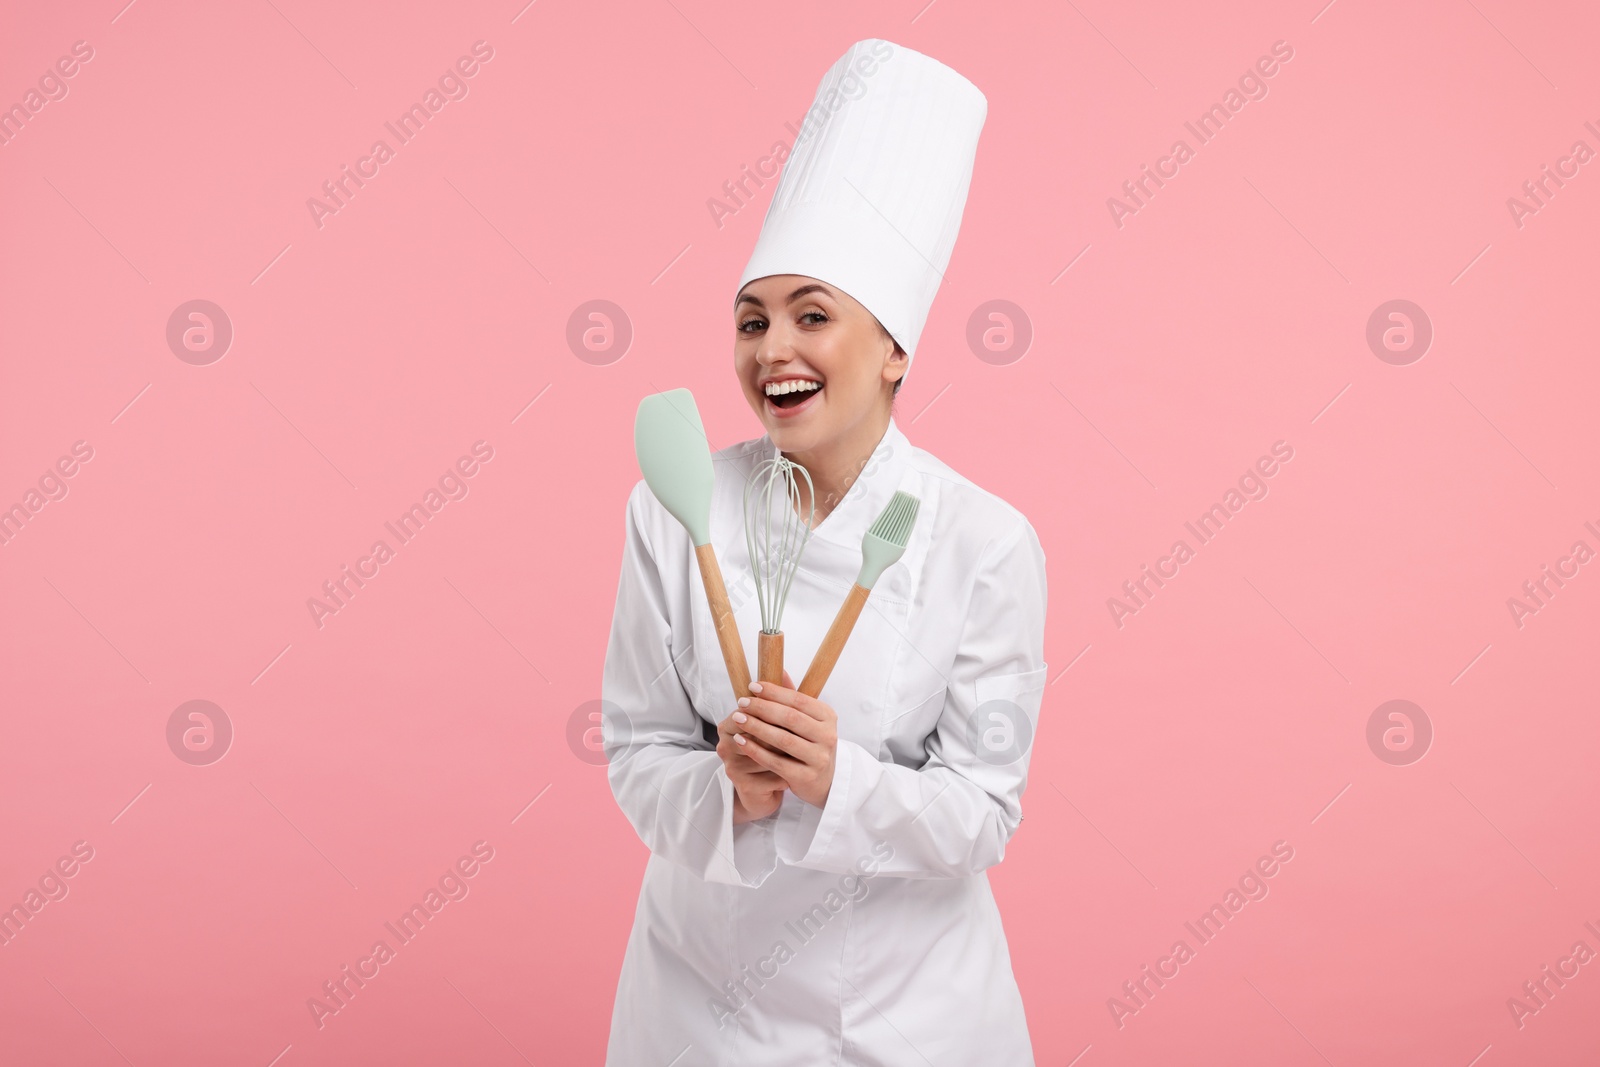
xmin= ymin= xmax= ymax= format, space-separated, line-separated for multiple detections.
xmin=736 ymin=39 xmax=987 ymax=383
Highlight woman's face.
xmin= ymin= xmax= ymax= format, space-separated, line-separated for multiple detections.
xmin=734 ymin=275 xmax=905 ymax=453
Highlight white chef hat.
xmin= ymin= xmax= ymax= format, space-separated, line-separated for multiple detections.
xmin=735 ymin=39 xmax=987 ymax=384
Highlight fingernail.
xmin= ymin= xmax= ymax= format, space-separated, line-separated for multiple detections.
xmin=737 ymin=697 xmax=750 ymax=708
xmin=733 ymin=712 xmax=747 ymax=723
xmin=734 ymin=734 xmax=746 ymax=745
xmin=749 ymin=682 xmax=763 ymax=693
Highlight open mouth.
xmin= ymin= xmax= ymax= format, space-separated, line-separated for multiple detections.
xmin=763 ymin=378 xmax=823 ymax=415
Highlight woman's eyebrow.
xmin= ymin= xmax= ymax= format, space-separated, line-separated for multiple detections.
xmin=735 ymin=283 xmax=835 ymax=310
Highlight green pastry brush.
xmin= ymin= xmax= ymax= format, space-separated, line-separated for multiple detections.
xmin=798 ymin=490 xmax=921 ymax=699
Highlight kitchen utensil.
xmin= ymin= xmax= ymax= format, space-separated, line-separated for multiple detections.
xmin=743 ymin=454 xmax=816 ymax=684
xmin=799 ymin=490 xmax=920 ymax=699
xmin=633 ymin=389 xmax=751 ymax=699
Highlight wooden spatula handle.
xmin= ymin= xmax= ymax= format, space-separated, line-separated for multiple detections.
xmin=694 ymin=543 xmax=751 ymax=699
xmin=799 ymin=583 xmax=870 ymax=699
xmin=757 ymin=630 xmax=784 ymax=684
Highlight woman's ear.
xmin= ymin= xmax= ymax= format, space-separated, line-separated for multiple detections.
xmin=884 ymin=342 xmax=908 ymax=385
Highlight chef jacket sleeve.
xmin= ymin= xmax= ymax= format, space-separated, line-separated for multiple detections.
xmin=602 ymin=481 xmax=780 ymax=888
xmin=775 ymin=514 xmax=1048 ymax=879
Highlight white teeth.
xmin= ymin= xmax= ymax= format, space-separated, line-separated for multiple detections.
xmin=763 ymin=380 xmax=821 ymax=397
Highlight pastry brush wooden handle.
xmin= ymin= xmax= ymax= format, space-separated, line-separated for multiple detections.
xmin=799 ymin=583 xmax=870 ymax=699
xmin=694 ymin=543 xmax=751 ymax=699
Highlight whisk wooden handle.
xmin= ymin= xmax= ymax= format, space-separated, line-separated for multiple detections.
xmin=694 ymin=543 xmax=752 ymax=699
xmin=757 ymin=631 xmax=785 ymax=684
xmin=799 ymin=583 xmax=871 ymax=699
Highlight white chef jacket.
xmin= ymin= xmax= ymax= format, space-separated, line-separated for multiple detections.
xmin=602 ymin=416 xmax=1048 ymax=1066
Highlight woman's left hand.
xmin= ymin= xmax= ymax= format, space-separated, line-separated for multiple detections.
xmin=722 ymin=671 xmax=838 ymax=809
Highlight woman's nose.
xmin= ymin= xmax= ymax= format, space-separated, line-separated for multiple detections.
xmin=756 ymin=331 xmax=795 ymax=366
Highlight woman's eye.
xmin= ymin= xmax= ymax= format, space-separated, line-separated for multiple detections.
xmin=738 ymin=318 xmax=766 ymax=333
xmin=800 ymin=311 xmax=828 ymax=325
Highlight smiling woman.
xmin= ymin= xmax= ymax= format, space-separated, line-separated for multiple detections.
xmin=602 ymin=38 xmax=1050 ymax=1067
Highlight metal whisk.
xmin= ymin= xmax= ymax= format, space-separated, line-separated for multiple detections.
xmin=743 ymin=454 xmax=816 ymax=684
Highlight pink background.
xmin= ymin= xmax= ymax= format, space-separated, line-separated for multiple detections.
xmin=3 ymin=0 xmax=1598 ymax=1063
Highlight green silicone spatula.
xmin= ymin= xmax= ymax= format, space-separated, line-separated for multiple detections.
xmin=634 ymin=389 xmax=752 ymax=699
xmin=798 ymin=490 xmax=920 ymax=699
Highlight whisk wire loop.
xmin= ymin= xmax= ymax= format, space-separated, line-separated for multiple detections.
xmin=743 ymin=455 xmax=816 ymax=635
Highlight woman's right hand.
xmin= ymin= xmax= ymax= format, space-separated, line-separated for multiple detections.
xmin=718 ymin=732 xmax=786 ymax=823
xmin=716 ymin=669 xmax=792 ymax=824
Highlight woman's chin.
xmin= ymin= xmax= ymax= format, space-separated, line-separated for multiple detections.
xmin=765 ymin=420 xmax=822 ymax=455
